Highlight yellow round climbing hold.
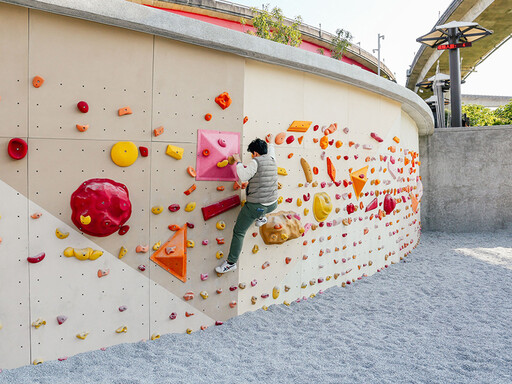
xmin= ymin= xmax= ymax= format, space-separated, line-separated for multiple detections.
xmin=186 ymin=328 xmax=193 ymax=334
xmin=216 ymin=251 xmax=224 ymax=259
xmin=185 ymin=202 xmax=196 ymax=212
xmin=272 ymin=286 xmax=280 ymax=299
xmin=80 ymin=215 xmax=91 ymax=225
xmin=216 ymin=221 xmax=226 ymax=230
xmin=151 ymin=206 xmax=164 ymax=215
xmin=313 ymin=192 xmax=333 ymax=222
xmin=111 ymin=141 xmax=138 ymax=167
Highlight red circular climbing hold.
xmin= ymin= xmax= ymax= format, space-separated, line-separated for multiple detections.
xmin=70 ymin=179 xmax=132 ymax=237
xmin=202 ymin=149 xmax=210 ymax=157
xmin=8 ymin=138 xmax=28 ymax=160
xmin=205 ymin=113 xmax=212 ymax=121
xmin=77 ymin=101 xmax=89 ymax=113
xmin=118 ymin=225 xmax=130 ymax=235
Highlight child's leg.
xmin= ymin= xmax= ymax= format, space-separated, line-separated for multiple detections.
xmin=226 ymin=203 xmax=261 ymax=264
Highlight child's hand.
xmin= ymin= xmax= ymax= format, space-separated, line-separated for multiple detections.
xmin=232 ymin=153 xmax=241 ymax=163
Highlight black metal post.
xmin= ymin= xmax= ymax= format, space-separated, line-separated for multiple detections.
xmin=448 ymin=28 xmax=462 ymax=127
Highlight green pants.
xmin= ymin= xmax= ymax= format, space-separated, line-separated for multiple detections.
xmin=227 ymin=201 xmax=278 ymax=264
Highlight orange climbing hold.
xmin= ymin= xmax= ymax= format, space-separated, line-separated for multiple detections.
xmin=410 ymin=192 xmax=419 ymax=213
xmin=205 ymin=113 xmax=212 ymax=121
xmin=350 ymin=166 xmax=369 ymax=200
xmin=326 ymin=157 xmax=336 ymax=182
xmin=335 ymin=141 xmax=343 ymax=148
xmin=320 ymin=135 xmax=329 ymax=149
xmin=32 ymin=76 xmax=44 ymax=88
xmin=118 ymin=107 xmax=132 ymax=116
xmin=215 ymin=92 xmax=232 ymax=110
xmin=187 ymin=166 xmax=196 ymax=178
xmin=154 ymin=126 xmax=164 ymax=137
xmin=150 ymin=226 xmax=187 ymax=282
xmin=243 ymin=116 xmax=248 ymax=124
xmin=76 ymin=124 xmax=89 ymax=132
xmin=287 ymin=121 xmax=312 ymax=132
xmin=393 ymin=136 xmax=400 ymax=143
xmin=298 ymin=136 xmax=304 ymax=144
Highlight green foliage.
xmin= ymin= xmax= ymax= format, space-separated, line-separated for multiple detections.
xmin=462 ymin=100 xmax=512 ymax=126
xmin=243 ymin=4 xmax=302 ymax=47
xmin=331 ymin=28 xmax=353 ymax=60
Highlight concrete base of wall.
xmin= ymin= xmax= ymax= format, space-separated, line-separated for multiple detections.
xmin=420 ymin=125 xmax=512 ymax=232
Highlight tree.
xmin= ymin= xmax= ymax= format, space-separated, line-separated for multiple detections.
xmin=461 ymin=100 xmax=512 ymax=126
xmin=331 ymin=28 xmax=353 ymax=60
xmin=494 ymin=100 xmax=512 ymax=125
xmin=242 ymin=5 xmax=303 ymax=47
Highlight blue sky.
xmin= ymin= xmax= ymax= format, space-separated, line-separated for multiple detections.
xmin=234 ymin=0 xmax=511 ymax=97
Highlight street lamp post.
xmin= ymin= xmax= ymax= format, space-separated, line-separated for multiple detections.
xmin=373 ymin=34 xmax=384 ymax=77
xmin=447 ymin=28 xmax=462 ymax=127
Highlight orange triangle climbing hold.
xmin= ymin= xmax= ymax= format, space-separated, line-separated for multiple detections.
xmin=326 ymin=157 xmax=336 ymax=182
xmin=150 ymin=225 xmax=187 ymax=282
xmin=350 ymin=166 xmax=369 ymax=200
xmin=409 ymin=192 xmax=419 ymax=214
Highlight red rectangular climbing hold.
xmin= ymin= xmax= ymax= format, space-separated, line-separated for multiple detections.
xmin=201 ymin=195 xmax=241 ymax=221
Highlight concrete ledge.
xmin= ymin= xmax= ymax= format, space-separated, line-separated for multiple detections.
xmin=1 ymin=0 xmax=434 ymax=135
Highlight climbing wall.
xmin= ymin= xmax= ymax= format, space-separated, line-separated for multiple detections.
xmin=0 ymin=3 xmax=422 ymax=370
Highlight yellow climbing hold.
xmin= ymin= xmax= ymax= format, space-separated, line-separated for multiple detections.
xmin=297 ymin=198 xmax=302 ymax=207
xmin=151 ymin=206 xmax=164 ymax=215
xmin=272 ymin=286 xmax=280 ymax=299
xmin=217 ymin=159 xmax=229 ymax=168
xmin=151 ymin=333 xmax=161 ymax=340
xmin=33 ymin=359 xmax=44 ymax=365
xmin=277 ymin=167 xmax=288 ymax=175
xmin=216 ymin=251 xmax=224 ymax=259
xmin=252 ymin=245 xmax=259 ymax=254
xmin=216 ymin=221 xmax=226 ymax=230
xmin=118 ymin=246 xmax=127 ymax=259
xmin=76 ymin=332 xmax=89 ymax=340
xmin=277 ymin=196 xmax=283 ymax=204
xmin=55 ymin=228 xmax=69 ymax=239
xmin=111 ymin=141 xmax=138 ymax=167
xmin=153 ymin=241 xmax=161 ymax=251
xmin=115 ymin=326 xmax=128 ymax=334
xmin=185 ymin=202 xmax=196 ymax=212
xmin=200 ymin=291 xmax=209 ymax=299
xmin=80 ymin=215 xmax=91 ymax=225
xmin=186 ymin=240 xmax=195 ymax=248
xmin=166 ymin=144 xmax=184 ymax=160
xmin=64 ymin=247 xmax=103 ymax=261
xmin=313 ymin=192 xmax=333 ymax=222
xmin=32 ymin=318 xmax=46 ymax=329
xmin=186 ymin=328 xmax=193 ymax=334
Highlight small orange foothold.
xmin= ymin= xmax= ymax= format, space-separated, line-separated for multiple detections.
xmin=205 ymin=113 xmax=212 ymax=121
xmin=233 ymin=181 xmax=241 ymax=190
xmin=184 ymin=184 xmax=196 ymax=195
xmin=288 ymin=153 xmax=294 ymax=159
xmin=320 ymin=135 xmax=329 ymax=149
xmin=393 ymin=136 xmax=400 ymax=143
xmin=76 ymin=124 xmax=89 ymax=132
xmin=32 ymin=76 xmax=44 ymax=88
xmin=349 ymin=141 xmax=355 ymax=147
xmin=154 ymin=126 xmax=164 ymax=137
xmin=202 ymin=149 xmax=210 ymax=157
xmin=298 ymin=136 xmax=304 ymax=144
xmin=217 ymin=186 xmax=225 ymax=191
xmin=243 ymin=116 xmax=248 ymax=124
xmin=337 ymin=155 xmax=341 ymax=160
xmin=313 ymin=138 xmax=319 ymax=143
xmin=335 ymin=141 xmax=342 ymax=148
xmin=187 ymin=166 xmax=196 ymax=177
xmin=313 ymin=167 xmax=319 ymax=175
xmin=118 ymin=107 xmax=132 ymax=116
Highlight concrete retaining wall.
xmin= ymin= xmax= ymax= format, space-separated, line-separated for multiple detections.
xmin=419 ymin=125 xmax=512 ymax=232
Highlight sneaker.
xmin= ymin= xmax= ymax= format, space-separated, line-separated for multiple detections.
xmin=255 ymin=216 xmax=268 ymax=227
xmin=215 ymin=261 xmax=237 ymax=274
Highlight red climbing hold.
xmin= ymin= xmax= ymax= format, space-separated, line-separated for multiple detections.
xmin=70 ymin=179 xmax=132 ymax=237
xmin=139 ymin=146 xmax=149 ymax=157
xmin=8 ymin=138 xmax=28 ymax=160
xmin=77 ymin=101 xmax=89 ymax=113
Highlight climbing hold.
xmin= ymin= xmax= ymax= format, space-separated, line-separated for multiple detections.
xmin=288 ymin=121 xmax=312 ymax=132
xmin=383 ymin=194 xmax=396 ymax=215
xmin=298 ymin=136 xmax=304 ymax=144
xmin=33 ymin=359 xmax=44 ymax=365
xmin=201 ymin=195 xmax=241 ymax=221
xmin=217 ymin=138 xmax=227 ymax=148
xmin=262 ymin=261 xmax=270 ymax=269
xmin=27 ymin=252 xmax=45 ymax=264
xmin=370 ymin=132 xmax=383 ymax=142
xmin=326 ymin=157 xmax=336 ymax=182
xmin=201 ymin=240 xmax=208 ymax=246
xmin=55 ymin=228 xmax=69 ymax=239
xmin=320 ymin=135 xmax=329 ymax=149
xmin=153 ymin=241 xmax=161 ymax=251
xmin=277 ymin=167 xmax=287 ymax=176
xmin=166 ymin=144 xmax=184 ymax=160
xmin=215 ymin=92 xmax=232 ymax=110
xmin=216 ymin=186 xmax=225 ymax=191
xmin=229 ymin=301 xmax=237 ymax=308
xmin=154 ymin=126 xmax=164 ymax=137
xmin=200 ymin=273 xmax=208 ymax=281
xmin=80 ymin=215 xmax=91 ymax=225
xmin=111 ymin=141 xmax=138 ymax=167
xmin=393 ymin=136 xmax=400 ymax=143
xmin=168 ymin=204 xmax=180 ymax=212
xmin=32 ymin=318 xmax=46 ymax=329
xmin=365 ymin=197 xmax=378 ymax=212
xmin=136 ymin=245 xmax=149 ymax=253
xmin=205 ymin=113 xmax=212 ymax=121
xmin=297 ymin=198 xmax=302 ymax=207
xmin=7 ymin=138 xmax=28 ymax=160
xmin=286 ymin=135 xmax=295 ymax=144
xmin=57 ymin=315 xmax=68 ymax=325
xmin=243 ymin=116 xmax=249 ymax=124
xmin=64 ymin=247 xmax=103 ymax=261
xmin=76 ymin=332 xmax=89 ymax=340
xmin=335 ymin=140 xmax=343 ymax=148
xmin=199 ymin=291 xmax=208 ymax=299
xmin=313 ymin=192 xmax=333 ymax=222
xmin=300 ymin=158 xmax=313 ymax=183
xmin=275 ymin=132 xmax=286 ymax=145
xmin=187 ymin=166 xmax=196 ymax=178
xmin=252 ymin=245 xmax=259 ymax=254
xmin=115 ymin=326 xmax=128 ymax=333
xmin=186 ymin=240 xmax=195 ymax=248
xmin=272 ymin=286 xmax=280 ymax=299
xmin=216 ymin=221 xmax=226 ymax=230
xmin=118 ymin=107 xmax=132 ymax=116
xmin=216 ymin=237 xmax=225 ymax=245
xmin=32 ymin=75 xmax=44 ymax=88
xmin=139 ymin=147 xmax=149 ymax=157
xmin=259 ymin=211 xmax=304 ymax=245
xmin=202 ymin=149 xmax=210 ymax=157
xmin=97 ymin=269 xmax=109 ymax=278
xmin=216 ymin=251 xmax=224 ymax=259
xmin=118 ymin=246 xmax=127 ymax=259
xmin=169 ymin=313 xmax=177 ymax=320
xmin=285 ymin=257 xmax=292 ymax=264
xmin=217 ymin=159 xmax=229 ymax=168
xmin=77 ymin=101 xmax=89 ymax=113
xmin=350 ymin=166 xmax=369 ymax=200
xmin=150 ymin=226 xmax=187 ymax=282
xmin=151 ymin=334 xmax=161 ymax=340
xmin=151 ymin=206 xmax=164 ymax=215
xmin=76 ymin=124 xmax=89 ymax=132
xmin=184 ymin=184 xmax=196 ymax=195
xmin=183 ymin=291 xmax=195 ymax=301
xmin=410 ymin=192 xmax=419 ymax=213
xmin=185 ymin=202 xmax=196 ymax=212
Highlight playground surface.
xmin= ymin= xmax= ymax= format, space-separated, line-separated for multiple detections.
xmin=1 ymin=230 xmax=511 ymax=384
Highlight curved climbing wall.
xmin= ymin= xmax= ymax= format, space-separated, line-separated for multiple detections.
xmin=0 ymin=3 xmax=422 ymax=369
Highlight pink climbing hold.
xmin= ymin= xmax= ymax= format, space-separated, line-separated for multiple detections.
xmin=370 ymin=132 xmax=383 ymax=142
xmin=57 ymin=315 xmax=67 ymax=325
xmin=383 ymin=194 xmax=396 ymax=215
xmin=365 ymin=197 xmax=378 ymax=212
xmin=27 ymin=252 xmax=45 ymax=264
xmin=70 ymin=179 xmax=131 ymax=237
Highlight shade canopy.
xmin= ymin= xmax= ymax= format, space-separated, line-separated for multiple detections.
xmin=416 ymin=21 xmax=493 ymax=48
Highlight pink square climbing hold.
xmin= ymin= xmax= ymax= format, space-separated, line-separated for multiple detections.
xmin=196 ymin=129 xmax=240 ymax=181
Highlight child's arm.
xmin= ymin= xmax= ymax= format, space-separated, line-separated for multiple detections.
xmin=236 ymin=158 xmax=258 ymax=182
